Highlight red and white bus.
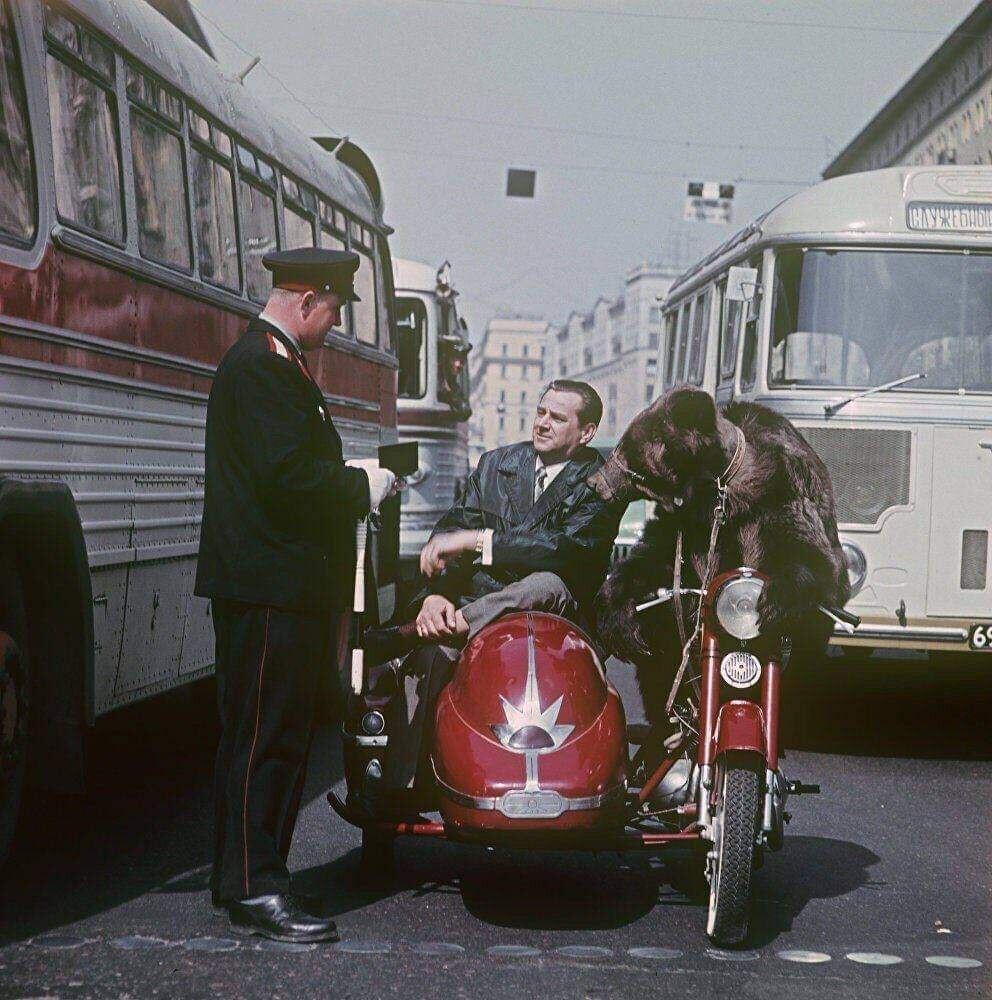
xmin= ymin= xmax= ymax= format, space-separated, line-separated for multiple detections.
xmin=0 ymin=0 xmax=400 ymax=862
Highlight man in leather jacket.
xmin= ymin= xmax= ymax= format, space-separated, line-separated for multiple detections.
xmin=363 ymin=380 xmax=624 ymax=803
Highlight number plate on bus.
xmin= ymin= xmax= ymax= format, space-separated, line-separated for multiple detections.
xmin=968 ymin=624 xmax=992 ymax=650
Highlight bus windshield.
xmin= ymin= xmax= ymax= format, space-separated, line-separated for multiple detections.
xmin=770 ymin=248 xmax=992 ymax=392
xmin=396 ymin=296 xmax=428 ymax=399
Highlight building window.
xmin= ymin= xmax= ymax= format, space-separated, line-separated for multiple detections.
xmin=608 ymin=406 xmax=616 ymax=427
xmin=645 ymin=383 xmax=654 ymax=403
xmin=523 ymin=344 xmax=529 ymax=357
xmin=648 ymin=331 xmax=659 ymax=349
xmin=0 ymin=1 xmax=35 ymax=243
xmin=612 ymin=335 xmax=622 ymax=357
xmin=518 ymin=414 xmax=525 ymax=431
xmin=649 ymin=306 xmax=662 ymax=324
xmin=559 ymin=361 xmax=567 ymax=376
xmin=583 ymin=347 xmax=593 ymax=367
xmin=499 ymin=389 xmax=506 ymax=403
xmin=520 ymin=390 xmax=526 ymax=403
xmin=46 ymin=43 xmax=124 ymax=241
xmin=498 ymin=415 xmax=505 ymax=431
xmin=608 ymin=383 xmax=618 ymax=401
xmin=501 ymin=343 xmax=508 ymax=356
xmin=501 ymin=363 xmax=507 ymax=378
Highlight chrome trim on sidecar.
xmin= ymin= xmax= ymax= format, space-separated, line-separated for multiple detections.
xmin=431 ymin=765 xmax=626 ymax=819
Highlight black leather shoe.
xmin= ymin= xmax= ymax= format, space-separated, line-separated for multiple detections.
xmin=212 ymin=888 xmax=324 ymax=917
xmin=226 ymin=893 xmax=338 ymax=943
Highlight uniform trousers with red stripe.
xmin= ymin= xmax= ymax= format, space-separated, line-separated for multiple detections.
xmin=210 ymin=599 xmax=337 ymax=903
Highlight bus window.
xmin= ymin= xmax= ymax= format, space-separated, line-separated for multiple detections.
xmin=352 ymin=247 xmax=378 ymax=345
xmin=662 ymin=311 xmax=677 ymax=387
xmin=129 ymin=109 xmax=191 ymax=270
xmin=674 ymin=300 xmax=692 ymax=383
xmin=190 ymin=119 xmax=239 ymax=291
xmin=740 ymin=257 xmax=763 ymax=389
xmin=46 ymin=39 xmax=124 ymax=241
xmin=687 ymin=288 xmax=711 ymax=385
xmin=283 ymin=203 xmax=314 ymax=249
xmin=396 ymin=296 xmax=427 ymax=398
xmin=0 ymin=1 xmax=36 ymax=243
xmin=239 ymin=179 xmax=277 ymax=302
xmin=319 ymin=222 xmax=351 ymax=337
xmin=719 ymin=278 xmax=743 ymax=382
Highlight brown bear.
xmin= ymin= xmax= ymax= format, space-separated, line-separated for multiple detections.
xmin=589 ymin=386 xmax=849 ymax=725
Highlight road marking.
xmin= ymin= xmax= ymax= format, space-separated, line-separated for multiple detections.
xmin=487 ymin=945 xmax=541 ymax=957
xmin=925 ymin=956 xmax=983 ymax=969
xmin=182 ymin=937 xmax=240 ymax=953
xmin=706 ymin=948 xmax=761 ymax=961
xmin=29 ymin=935 xmax=94 ymax=950
xmin=333 ymin=939 xmax=392 ymax=954
xmin=556 ymin=945 xmax=613 ymax=958
xmin=777 ymin=950 xmax=831 ymax=964
xmin=410 ymin=942 xmax=466 ymax=956
xmin=846 ymin=952 xmax=903 ymax=965
xmin=109 ymin=936 xmax=173 ymax=950
xmin=254 ymin=939 xmax=318 ymax=953
xmin=628 ymin=947 xmax=682 ymax=960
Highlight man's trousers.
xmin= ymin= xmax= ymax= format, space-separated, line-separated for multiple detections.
xmin=210 ymin=599 xmax=338 ymax=903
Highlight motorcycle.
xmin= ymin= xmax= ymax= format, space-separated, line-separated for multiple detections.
xmin=331 ymin=568 xmax=857 ymax=946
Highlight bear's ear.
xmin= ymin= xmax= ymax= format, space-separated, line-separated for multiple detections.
xmin=667 ymin=387 xmax=716 ymax=435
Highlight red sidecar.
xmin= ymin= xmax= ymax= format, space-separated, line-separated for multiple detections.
xmin=432 ymin=612 xmax=627 ymax=835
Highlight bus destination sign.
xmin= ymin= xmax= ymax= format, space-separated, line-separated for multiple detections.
xmin=907 ymin=201 xmax=992 ymax=232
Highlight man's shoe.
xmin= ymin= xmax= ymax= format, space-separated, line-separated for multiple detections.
xmin=212 ymin=888 xmax=324 ymax=917
xmin=226 ymin=893 xmax=339 ymax=943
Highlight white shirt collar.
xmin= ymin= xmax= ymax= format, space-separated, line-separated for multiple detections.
xmin=535 ymin=455 xmax=568 ymax=496
xmin=259 ymin=311 xmax=301 ymax=353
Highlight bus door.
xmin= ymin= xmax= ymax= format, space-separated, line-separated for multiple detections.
xmin=926 ymin=427 xmax=992 ymax=617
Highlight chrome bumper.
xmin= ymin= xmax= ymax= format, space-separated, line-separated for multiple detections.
xmin=833 ymin=622 xmax=969 ymax=645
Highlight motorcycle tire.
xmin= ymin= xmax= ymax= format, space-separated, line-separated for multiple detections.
xmin=705 ymin=751 xmax=762 ymax=947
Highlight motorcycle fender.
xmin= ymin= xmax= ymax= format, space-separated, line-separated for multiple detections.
xmin=712 ymin=700 xmax=766 ymax=758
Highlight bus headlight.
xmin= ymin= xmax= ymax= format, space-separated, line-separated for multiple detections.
xmin=714 ymin=573 xmax=765 ymax=640
xmin=841 ymin=541 xmax=867 ymax=595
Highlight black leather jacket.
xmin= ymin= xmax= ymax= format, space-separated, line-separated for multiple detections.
xmin=426 ymin=440 xmax=624 ymax=612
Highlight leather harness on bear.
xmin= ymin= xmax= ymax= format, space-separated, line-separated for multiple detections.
xmin=667 ymin=424 xmax=747 ymax=716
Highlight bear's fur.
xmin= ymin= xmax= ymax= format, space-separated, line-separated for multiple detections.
xmin=589 ymin=386 xmax=849 ymax=725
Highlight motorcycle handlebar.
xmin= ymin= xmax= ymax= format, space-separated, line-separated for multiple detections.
xmin=818 ymin=604 xmax=861 ymax=630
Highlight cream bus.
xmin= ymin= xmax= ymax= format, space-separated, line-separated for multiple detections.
xmin=658 ymin=166 xmax=992 ymax=656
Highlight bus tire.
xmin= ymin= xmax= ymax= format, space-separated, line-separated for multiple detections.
xmin=0 ymin=553 xmax=29 ymax=868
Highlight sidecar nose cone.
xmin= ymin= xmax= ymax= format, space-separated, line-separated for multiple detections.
xmin=507 ymin=725 xmax=555 ymax=750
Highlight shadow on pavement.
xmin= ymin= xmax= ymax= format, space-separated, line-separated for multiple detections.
xmin=749 ymin=835 xmax=882 ymax=947
xmin=0 ymin=678 xmax=345 ymax=945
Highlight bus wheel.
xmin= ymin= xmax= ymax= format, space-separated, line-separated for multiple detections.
xmin=0 ymin=555 xmax=28 ymax=868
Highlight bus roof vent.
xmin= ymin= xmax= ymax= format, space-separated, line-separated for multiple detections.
xmin=312 ymin=136 xmax=384 ymax=218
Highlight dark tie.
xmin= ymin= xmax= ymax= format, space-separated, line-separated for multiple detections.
xmin=535 ymin=467 xmax=547 ymax=502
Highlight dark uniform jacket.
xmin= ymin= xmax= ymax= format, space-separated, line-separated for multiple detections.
xmin=195 ymin=317 xmax=370 ymax=612
xmin=426 ymin=440 xmax=623 ymax=613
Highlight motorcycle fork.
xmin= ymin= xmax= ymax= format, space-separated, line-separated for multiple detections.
xmin=696 ymin=630 xmax=721 ymax=830
xmin=760 ymin=657 xmax=782 ymax=837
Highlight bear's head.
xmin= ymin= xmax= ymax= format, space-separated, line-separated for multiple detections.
xmin=588 ymin=385 xmax=727 ymax=512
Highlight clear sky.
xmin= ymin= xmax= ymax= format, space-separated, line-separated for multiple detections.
xmin=190 ymin=0 xmax=976 ymax=339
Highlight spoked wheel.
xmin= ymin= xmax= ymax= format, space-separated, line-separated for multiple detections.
xmin=705 ymin=751 xmax=762 ymax=946
xmin=0 ymin=555 xmax=29 ymax=869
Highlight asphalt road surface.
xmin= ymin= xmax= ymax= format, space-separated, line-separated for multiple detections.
xmin=1 ymin=651 xmax=990 ymax=999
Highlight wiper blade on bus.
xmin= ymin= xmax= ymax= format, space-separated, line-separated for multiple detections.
xmin=824 ymin=372 xmax=926 ymax=417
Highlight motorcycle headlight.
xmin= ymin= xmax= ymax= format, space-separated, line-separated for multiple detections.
xmin=714 ymin=573 xmax=765 ymax=640
xmin=841 ymin=541 xmax=867 ymax=595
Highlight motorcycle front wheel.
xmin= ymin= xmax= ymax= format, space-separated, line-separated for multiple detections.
xmin=705 ymin=751 xmax=762 ymax=946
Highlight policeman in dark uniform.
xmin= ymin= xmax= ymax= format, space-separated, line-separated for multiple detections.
xmin=195 ymin=248 xmax=397 ymax=943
